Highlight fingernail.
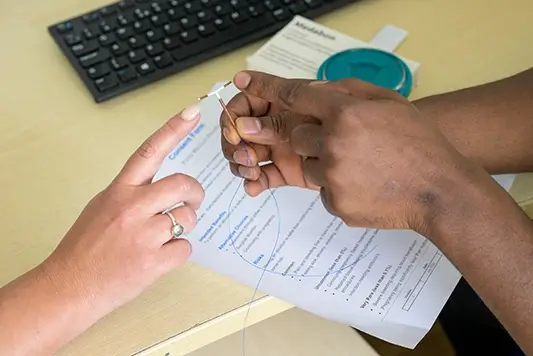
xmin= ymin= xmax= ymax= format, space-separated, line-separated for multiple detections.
xmin=238 ymin=166 xmax=255 ymax=179
xmin=233 ymin=150 xmax=249 ymax=165
xmin=309 ymin=80 xmax=329 ymax=86
xmin=223 ymin=127 xmax=231 ymax=142
xmin=258 ymin=172 xmax=268 ymax=191
xmin=237 ymin=117 xmax=261 ymax=134
xmin=181 ymin=104 xmax=200 ymax=121
xmin=234 ymin=72 xmax=251 ymax=89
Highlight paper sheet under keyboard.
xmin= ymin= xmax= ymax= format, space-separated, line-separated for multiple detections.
xmin=154 ymin=83 xmax=516 ymax=349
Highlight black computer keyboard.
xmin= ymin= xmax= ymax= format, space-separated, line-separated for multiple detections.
xmin=48 ymin=0 xmax=358 ymax=103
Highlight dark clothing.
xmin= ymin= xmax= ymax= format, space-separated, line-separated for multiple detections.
xmin=439 ymin=278 xmax=525 ymax=355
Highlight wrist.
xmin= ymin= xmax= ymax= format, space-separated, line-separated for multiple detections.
xmin=416 ymin=155 xmax=525 ymax=245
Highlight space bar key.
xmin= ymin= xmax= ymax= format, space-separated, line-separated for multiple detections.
xmin=171 ymin=16 xmax=276 ymax=62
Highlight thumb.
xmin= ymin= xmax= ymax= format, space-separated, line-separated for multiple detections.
xmin=235 ymin=111 xmax=317 ymax=145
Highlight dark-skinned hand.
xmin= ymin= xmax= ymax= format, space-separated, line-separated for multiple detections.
xmin=221 ymin=71 xmax=482 ymax=233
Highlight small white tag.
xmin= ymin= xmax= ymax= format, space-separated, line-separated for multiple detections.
xmin=370 ymin=24 xmax=408 ymax=52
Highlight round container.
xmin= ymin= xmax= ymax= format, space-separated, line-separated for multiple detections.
xmin=316 ymin=48 xmax=413 ymax=97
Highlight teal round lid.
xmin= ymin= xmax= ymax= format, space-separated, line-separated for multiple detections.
xmin=317 ymin=48 xmax=413 ymax=97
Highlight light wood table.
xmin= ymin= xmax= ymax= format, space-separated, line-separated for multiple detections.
xmin=1 ymin=0 xmax=532 ymax=355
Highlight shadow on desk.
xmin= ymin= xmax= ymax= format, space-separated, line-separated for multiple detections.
xmin=360 ymin=323 xmax=454 ymax=356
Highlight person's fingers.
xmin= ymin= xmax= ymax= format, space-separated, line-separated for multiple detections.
xmin=229 ymin=162 xmax=262 ymax=181
xmin=115 ymin=105 xmax=201 ymax=186
xmin=233 ymin=71 xmax=349 ymax=120
xmin=235 ymin=111 xmax=318 ymax=146
xmin=290 ymin=123 xmax=325 ymax=158
xmin=141 ymin=173 xmax=205 ymax=213
xmin=148 ymin=205 xmax=198 ymax=245
xmin=158 ymin=238 xmax=192 ymax=272
xmin=222 ymin=140 xmax=271 ymax=166
xmin=243 ymin=166 xmax=284 ymax=197
xmin=302 ymin=158 xmax=326 ymax=187
xmin=319 ymin=187 xmax=337 ymax=217
xmin=221 ymin=93 xmax=270 ymax=145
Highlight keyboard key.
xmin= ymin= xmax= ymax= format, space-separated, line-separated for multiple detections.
xmin=83 ymin=25 xmax=99 ymax=39
xmin=163 ymin=36 xmax=181 ymax=49
xmin=272 ymin=8 xmax=289 ymax=20
xmin=117 ymin=66 xmax=138 ymax=83
xmin=64 ymin=33 xmax=81 ymax=45
xmin=56 ymin=22 xmax=74 ymax=33
xmin=151 ymin=14 xmax=168 ymax=26
xmin=146 ymin=42 xmax=164 ymax=56
xmin=151 ymin=1 xmax=170 ymax=12
xmin=128 ymin=49 xmax=147 ymax=63
xmin=117 ymin=14 xmax=132 ymax=26
xmin=128 ymin=36 xmax=147 ymax=48
xmin=180 ymin=16 xmax=197 ymax=29
xmin=180 ymin=29 xmax=199 ymax=43
xmin=82 ymin=13 xmax=99 ymax=23
xmin=100 ymin=5 xmax=118 ymax=17
xmin=154 ymin=52 xmax=173 ymax=68
xmin=171 ymin=13 xmax=275 ymax=62
xmin=87 ymin=62 xmax=111 ymax=78
xmin=230 ymin=11 xmax=247 ymax=23
xmin=264 ymin=0 xmax=279 ymax=10
xmin=99 ymin=20 xmax=116 ymax=33
xmin=133 ymin=19 xmax=150 ymax=32
xmin=197 ymin=10 xmax=212 ymax=22
xmin=168 ymin=8 xmax=186 ymax=21
xmin=118 ymin=0 xmax=135 ymax=10
xmin=248 ymin=5 xmax=264 ymax=17
xmin=184 ymin=2 xmax=202 ymax=13
xmin=303 ymin=0 xmax=322 ymax=8
xmin=198 ymin=23 xmax=215 ymax=36
xmin=116 ymin=26 xmax=135 ymax=39
xmin=289 ymin=1 xmax=306 ymax=13
xmin=79 ymin=49 xmax=111 ymax=67
xmin=214 ymin=17 xmax=231 ymax=30
xmin=201 ymin=0 xmax=218 ymax=6
xmin=164 ymin=22 xmax=181 ymax=35
xmin=134 ymin=7 xmax=151 ymax=19
xmin=230 ymin=0 xmax=247 ymax=9
xmin=110 ymin=56 xmax=129 ymax=69
xmin=214 ymin=3 xmax=231 ymax=15
xmin=146 ymin=28 xmax=165 ymax=42
xmin=136 ymin=61 xmax=155 ymax=75
xmin=94 ymin=73 xmax=118 ymax=92
xmin=72 ymin=40 xmax=99 ymax=56
xmin=99 ymin=33 xmax=116 ymax=46
xmin=168 ymin=0 xmax=182 ymax=7
xmin=111 ymin=42 xmax=129 ymax=55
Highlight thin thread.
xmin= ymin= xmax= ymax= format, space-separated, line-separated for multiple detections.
xmin=227 ymin=140 xmax=281 ymax=356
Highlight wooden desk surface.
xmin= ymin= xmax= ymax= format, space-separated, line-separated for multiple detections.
xmin=1 ymin=0 xmax=532 ymax=355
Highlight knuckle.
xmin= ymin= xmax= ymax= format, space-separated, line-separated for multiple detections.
xmin=172 ymin=173 xmax=192 ymax=193
xmin=136 ymin=137 xmax=157 ymax=160
xmin=337 ymin=102 xmax=359 ymax=119
xmin=268 ymin=112 xmax=288 ymax=136
xmin=278 ymin=82 xmax=303 ymax=107
xmin=161 ymin=120 xmax=180 ymax=135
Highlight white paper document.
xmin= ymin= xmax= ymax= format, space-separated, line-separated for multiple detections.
xmin=154 ymin=83 xmax=516 ymax=348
